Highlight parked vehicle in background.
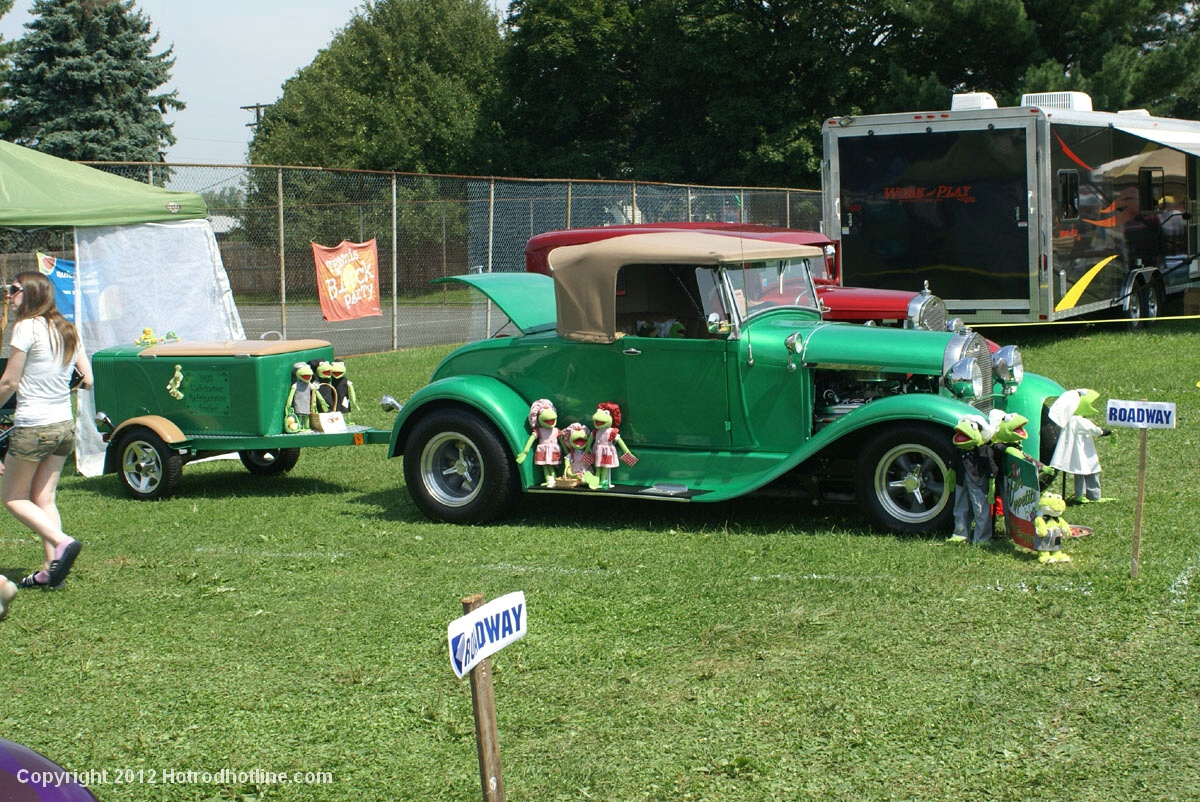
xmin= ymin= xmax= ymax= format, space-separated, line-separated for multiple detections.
xmin=389 ymin=231 xmax=1062 ymax=533
xmin=823 ymin=91 xmax=1200 ymax=328
xmin=525 ymin=222 xmax=955 ymax=332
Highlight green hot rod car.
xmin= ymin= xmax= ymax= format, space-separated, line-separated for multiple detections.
xmin=387 ymin=231 xmax=1063 ymax=533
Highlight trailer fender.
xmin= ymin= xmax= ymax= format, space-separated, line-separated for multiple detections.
xmin=104 ymin=416 xmax=190 ymax=474
xmin=1120 ymin=267 xmax=1159 ymax=310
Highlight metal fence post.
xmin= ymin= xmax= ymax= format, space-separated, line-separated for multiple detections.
xmin=277 ymin=167 xmax=287 ymax=338
xmin=391 ymin=173 xmax=398 ymax=351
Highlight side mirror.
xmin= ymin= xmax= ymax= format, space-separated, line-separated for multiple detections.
xmin=380 ymin=395 xmax=403 ymax=413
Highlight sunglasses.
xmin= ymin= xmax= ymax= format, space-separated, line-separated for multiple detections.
xmin=8 ymin=284 xmax=21 ymax=295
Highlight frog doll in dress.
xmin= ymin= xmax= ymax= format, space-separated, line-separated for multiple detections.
xmin=515 ymin=398 xmax=562 ymax=487
xmin=559 ymin=422 xmax=599 ymax=490
xmin=591 ymin=402 xmax=637 ymax=489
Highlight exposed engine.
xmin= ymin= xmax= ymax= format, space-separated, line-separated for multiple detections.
xmin=812 ymin=370 xmax=942 ymax=431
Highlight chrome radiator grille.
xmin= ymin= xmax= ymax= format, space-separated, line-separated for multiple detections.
xmin=965 ymin=332 xmax=994 ymax=413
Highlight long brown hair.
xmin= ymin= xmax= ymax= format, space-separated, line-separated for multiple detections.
xmin=12 ymin=271 xmax=79 ymax=366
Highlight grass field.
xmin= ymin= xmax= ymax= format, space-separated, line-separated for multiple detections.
xmin=2 ymin=322 xmax=1198 ymax=802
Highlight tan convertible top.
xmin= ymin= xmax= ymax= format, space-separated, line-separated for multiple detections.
xmin=547 ymin=231 xmax=823 ymax=343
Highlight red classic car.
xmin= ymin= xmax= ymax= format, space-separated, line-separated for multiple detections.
xmin=524 ymin=222 xmax=954 ymax=331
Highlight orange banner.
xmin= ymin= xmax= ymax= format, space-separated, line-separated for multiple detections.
xmin=312 ymin=238 xmax=382 ymax=321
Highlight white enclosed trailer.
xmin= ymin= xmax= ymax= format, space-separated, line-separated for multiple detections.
xmin=822 ymin=92 xmax=1200 ymax=325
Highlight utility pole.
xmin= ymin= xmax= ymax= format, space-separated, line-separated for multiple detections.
xmin=240 ymin=103 xmax=273 ymax=128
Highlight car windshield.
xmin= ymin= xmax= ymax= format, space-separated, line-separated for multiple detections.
xmin=702 ymin=258 xmax=819 ymax=325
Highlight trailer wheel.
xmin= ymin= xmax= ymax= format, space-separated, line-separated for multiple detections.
xmin=239 ymin=448 xmax=301 ymax=475
xmin=1125 ymin=284 xmax=1147 ymax=330
xmin=855 ymin=424 xmax=954 ymax=534
xmin=117 ymin=427 xmax=183 ymax=501
xmin=1140 ymin=280 xmax=1163 ymax=321
xmin=403 ymin=409 xmax=518 ymax=524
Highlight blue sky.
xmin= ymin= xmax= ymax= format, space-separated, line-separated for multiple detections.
xmin=1 ymin=1 xmax=509 ymax=165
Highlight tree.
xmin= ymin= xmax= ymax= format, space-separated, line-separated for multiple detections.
xmin=3 ymin=0 xmax=181 ymax=161
xmin=491 ymin=0 xmax=641 ymax=179
xmin=249 ymin=0 xmax=503 ymax=174
xmin=877 ymin=0 xmax=1200 ymax=117
xmin=0 ymin=0 xmax=16 ymax=134
xmin=496 ymin=0 xmax=1200 ymax=186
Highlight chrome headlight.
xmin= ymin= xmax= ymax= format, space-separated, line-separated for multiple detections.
xmin=945 ymin=357 xmax=983 ymax=399
xmin=992 ymin=345 xmax=1024 ymax=394
xmin=906 ymin=293 xmax=948 ymax=331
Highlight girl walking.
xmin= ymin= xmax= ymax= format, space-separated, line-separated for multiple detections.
xmin=0 ymin=272 xmax=92 ymax=589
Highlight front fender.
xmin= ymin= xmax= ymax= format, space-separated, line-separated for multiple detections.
xmin=387 ymin=375 xmax=535 ymax=482
xmin=998 ymin=371 xmax=1064 ymax=461
xmin=724 ymin=392 xmax=980 ymax=500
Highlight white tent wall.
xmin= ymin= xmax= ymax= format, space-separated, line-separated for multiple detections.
xmin=73 ymin=219 xmax=245 ymax=476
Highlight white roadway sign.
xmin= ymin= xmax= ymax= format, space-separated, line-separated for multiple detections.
xmin=1106 ymin=399 xmax=1177 ymax=429
xmin=448 ymin=591 xmax=527 ymax=679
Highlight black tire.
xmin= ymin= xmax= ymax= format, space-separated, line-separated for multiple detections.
xmin=1140 ymin=280 xmax=1163 ymax=322
xmin=855 ymin=423 xmax=955 ymax=534
xmin=1125 ymin=283 xmax=1147 ymax=330
xmin=117 ymin=427 xmax=183 ymax=501
xmin=239 ymin=448 xmax=301 ymax=475
xmin=403 ymin=409 xmax=519 ymax=524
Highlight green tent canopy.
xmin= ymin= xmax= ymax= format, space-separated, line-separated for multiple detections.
xmin=0 ymin=139 xmax=207 ymax=228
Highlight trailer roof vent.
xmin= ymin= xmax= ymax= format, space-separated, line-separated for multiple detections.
xmin=951 ymin=92 xmax=998 ymax=111
xmin=1020 ymin=91 xmax=1093 ymax=111
xmin=1117 ymin=108 xmax=1151 ymax=117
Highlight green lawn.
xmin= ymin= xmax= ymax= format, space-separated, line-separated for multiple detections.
xmin=2 ymin=324 xmax=1198 ymax=802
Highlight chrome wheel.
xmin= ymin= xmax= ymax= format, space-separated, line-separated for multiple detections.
xmin=856 ymin=424 xmax=954 ymax=533
xmin=117 ymin=428 xmax=182 ymax=501
xmin=419 ymin=431 xmax=484 ymax=509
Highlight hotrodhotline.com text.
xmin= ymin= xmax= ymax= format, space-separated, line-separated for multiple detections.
xmin=18 ymin=767 xmax=334 ymax=788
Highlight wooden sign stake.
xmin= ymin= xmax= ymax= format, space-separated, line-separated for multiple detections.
xmin=1131 ymin=428 xmax=1148 ymax=579
xmin=462 ymin=593 xmax=506 ymax=802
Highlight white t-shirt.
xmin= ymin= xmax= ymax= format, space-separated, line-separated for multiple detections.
xmin=10 ymin=317 xmax=77 ymax=427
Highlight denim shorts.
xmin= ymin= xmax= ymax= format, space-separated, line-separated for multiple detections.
xmin=8 ymin=420 xmax=76 ymax=461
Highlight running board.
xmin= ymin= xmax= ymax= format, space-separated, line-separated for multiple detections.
xmin=526 ymin=482 xmax=706 ymax=500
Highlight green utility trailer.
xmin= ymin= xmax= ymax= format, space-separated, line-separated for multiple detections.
xmin=91 ymin=338 xmax=391 ymax=500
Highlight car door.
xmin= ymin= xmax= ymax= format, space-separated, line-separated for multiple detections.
xmin=618 ymin=335 xmax=732 ymax=449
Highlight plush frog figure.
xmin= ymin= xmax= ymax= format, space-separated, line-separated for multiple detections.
xmin=560 ymin=422 xmax=599 ymax=489
xmin=515 ymin=399 xmax=562 ymax=487
xmin=949 ymin=415 xmax=998 ymax=544
xmin=330 ymin=361 xmax=357 ymax=422
xmin=1034 ymin=490 xmax=1072 ymax=563
xmin=285 ymin=361 xmax=324 ymax=431
xmin=989 ymin=409 xmax=1028 ymax=450
xmin=1048 ymin=388 xmax=1114 ymax=504
xmin=989 ymin=409 xmax=1052 ymax=475
xmin=314 ymin=361 xmax=338 ymax=413
xmin=591 ymin=402 xmax=637 ymax=489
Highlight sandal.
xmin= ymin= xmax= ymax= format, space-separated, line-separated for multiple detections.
xmin=19 ymin=571 xmax=56 ymax=589
xmin=47 ymin=540 xmax=81 ymax=586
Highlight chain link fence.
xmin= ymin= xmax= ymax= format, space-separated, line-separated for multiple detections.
xmin=1 ymin=163 xmax=821 ymax=356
